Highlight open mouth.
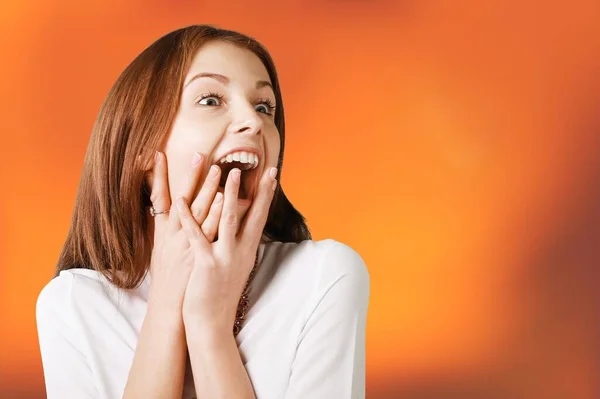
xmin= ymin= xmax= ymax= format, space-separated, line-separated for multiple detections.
xmin=216 ymin=161 xmax=257 ymax=200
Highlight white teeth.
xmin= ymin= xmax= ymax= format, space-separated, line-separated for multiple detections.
xmin=218 ymin=150 xmax=260 ymax=170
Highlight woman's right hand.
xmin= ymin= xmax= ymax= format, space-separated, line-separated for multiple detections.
xmin=146 ymin=151 xmax=224 ymax=314
xmin=124 ymin=151 xmax=221 ymax=398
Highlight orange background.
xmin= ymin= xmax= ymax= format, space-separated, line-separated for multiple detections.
xmin=1 ymin=1 xmax=599 ymax=398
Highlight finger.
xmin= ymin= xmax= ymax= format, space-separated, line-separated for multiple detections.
xmin=182 ymin=152 xmax=206 ymax=202
xmin=149 ymin=151 xmax=172 ymax=234
xmin=239 ymin=167 xmax=277 ymax=248
xmin=175 ymin=196 xmax=210 ymax=254
xmin=201 ymin=191 xmax=224 ymax=242
xmin=218 ymin=168 xmax=241 ymax=248
xmin=190 ymin=164 xmax=221 ymax=225
xmin=167 ymin=152 xmax=205 ymax=234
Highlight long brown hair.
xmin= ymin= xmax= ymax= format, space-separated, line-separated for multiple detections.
xmin=56 ymin=25 xmax=311 ymax=289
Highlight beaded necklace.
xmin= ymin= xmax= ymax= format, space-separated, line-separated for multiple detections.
xmin=233 ymin=252 xmax=259 ymax=336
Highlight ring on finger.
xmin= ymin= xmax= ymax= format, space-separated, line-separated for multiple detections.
xmin=150 ymin=206 xmax=170 ymax=217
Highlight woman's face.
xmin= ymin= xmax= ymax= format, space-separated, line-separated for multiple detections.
xmin=160 ymin=40 xmax=281 ymax=230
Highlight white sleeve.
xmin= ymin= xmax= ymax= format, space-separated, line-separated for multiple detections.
xmin=285 ymin=241 xmax=371 ymax=399
xmin=36 ymin=272 xmax=99 ymax=399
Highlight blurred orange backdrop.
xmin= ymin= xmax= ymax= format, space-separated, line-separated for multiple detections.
xmin=1 ymin=1 xmax=599 ymax=398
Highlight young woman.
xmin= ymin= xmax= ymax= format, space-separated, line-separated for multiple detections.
xmin=36 ymin=25 xmax=370 ymax=399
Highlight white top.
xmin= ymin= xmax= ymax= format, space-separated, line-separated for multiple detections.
xmin=36 ymin=239 xmax=370 ymax=399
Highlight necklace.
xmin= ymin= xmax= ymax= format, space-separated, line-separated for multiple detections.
xmin=233 ymin=251 xmax=259 ymax=336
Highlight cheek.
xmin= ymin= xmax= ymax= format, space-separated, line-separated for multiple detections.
xmin=266 ymin=133 xmax=281 ymax=167
xmin=168 ymin=110 xmax=225 ymax=150
xmin=162 ymin=122 xmax=222 ymax=196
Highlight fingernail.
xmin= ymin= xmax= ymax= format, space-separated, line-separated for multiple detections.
xmin=155 ymin=151 xmax=160 ymax=163
xmin=214 ymin=192 xmax=223 ymax=203
xmin=269 ymin=167 xmax=278 ymax=180
xmin=232 ymin=168 xmax=241 ymax=183
xmin=210 ymin=164 xmax=219 ymax=177
xmin=192 ymin=152 xmax=202 ymax=167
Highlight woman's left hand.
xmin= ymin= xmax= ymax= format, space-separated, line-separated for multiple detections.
xmin=178 ymin=166 xmax=278 ymax=335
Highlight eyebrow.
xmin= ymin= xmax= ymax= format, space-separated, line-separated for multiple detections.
xmin=184 ymin=72 xmax=273 ymax=91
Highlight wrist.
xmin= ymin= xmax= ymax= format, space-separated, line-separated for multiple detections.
xmin=139 ymin=303 xmax=186 ymax=351
xmin=182 ymin=307 xmax=234 ymax=333
xmin=184 ymin=319 xmax=233 ymax=345
xmin=146 ymin=297 xmax=184 ymax=329
xmin=147 ymin=286 xmax=184 ymax=314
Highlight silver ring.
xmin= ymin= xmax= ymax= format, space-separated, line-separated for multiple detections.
xmin=150 ymin=207 xmax=170 ymax=217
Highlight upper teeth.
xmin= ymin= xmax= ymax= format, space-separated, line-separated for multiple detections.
xmin=218 ymin=151 xmax=259 ymax=171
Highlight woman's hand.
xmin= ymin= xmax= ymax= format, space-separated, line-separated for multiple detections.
xmin=123 ymin=152 xmax=225 ymax=399
xmin=146 ymin=151 xmax=225 ymax=314
xmin=178 ymin=165 xmax=278 ymax=334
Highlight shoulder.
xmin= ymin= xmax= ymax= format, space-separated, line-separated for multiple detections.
xmin=314 ymin=239 xmax=370 ymax=300
xmin=264 ymin=238 xmax=370 ymax=301
xmin=35 ymin=270 xmax=103 ymax=345
xmin=37 ymin=269 xmax=112 ymax=304
xmin=287 ymin=238 xmax=368 ymax=282
xmin=266 ymin=238 xmax=367 ymax=271
xmin=317 ymin=238 xmax=369 ymax=278
xmin=36 ymin=269 xmax=130 ymax=323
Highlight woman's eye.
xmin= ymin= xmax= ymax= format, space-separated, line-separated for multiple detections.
xmin=255 ymin=103 xmax=274 ymax=115
xmin=197 ymin=96 xmax=221 ymax=106
xmin=255 ymin=104 xmax=268 ymax=114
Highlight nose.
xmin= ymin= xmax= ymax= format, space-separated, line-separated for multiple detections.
xmin=228 ymin=103 xmax=263 ymax=136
